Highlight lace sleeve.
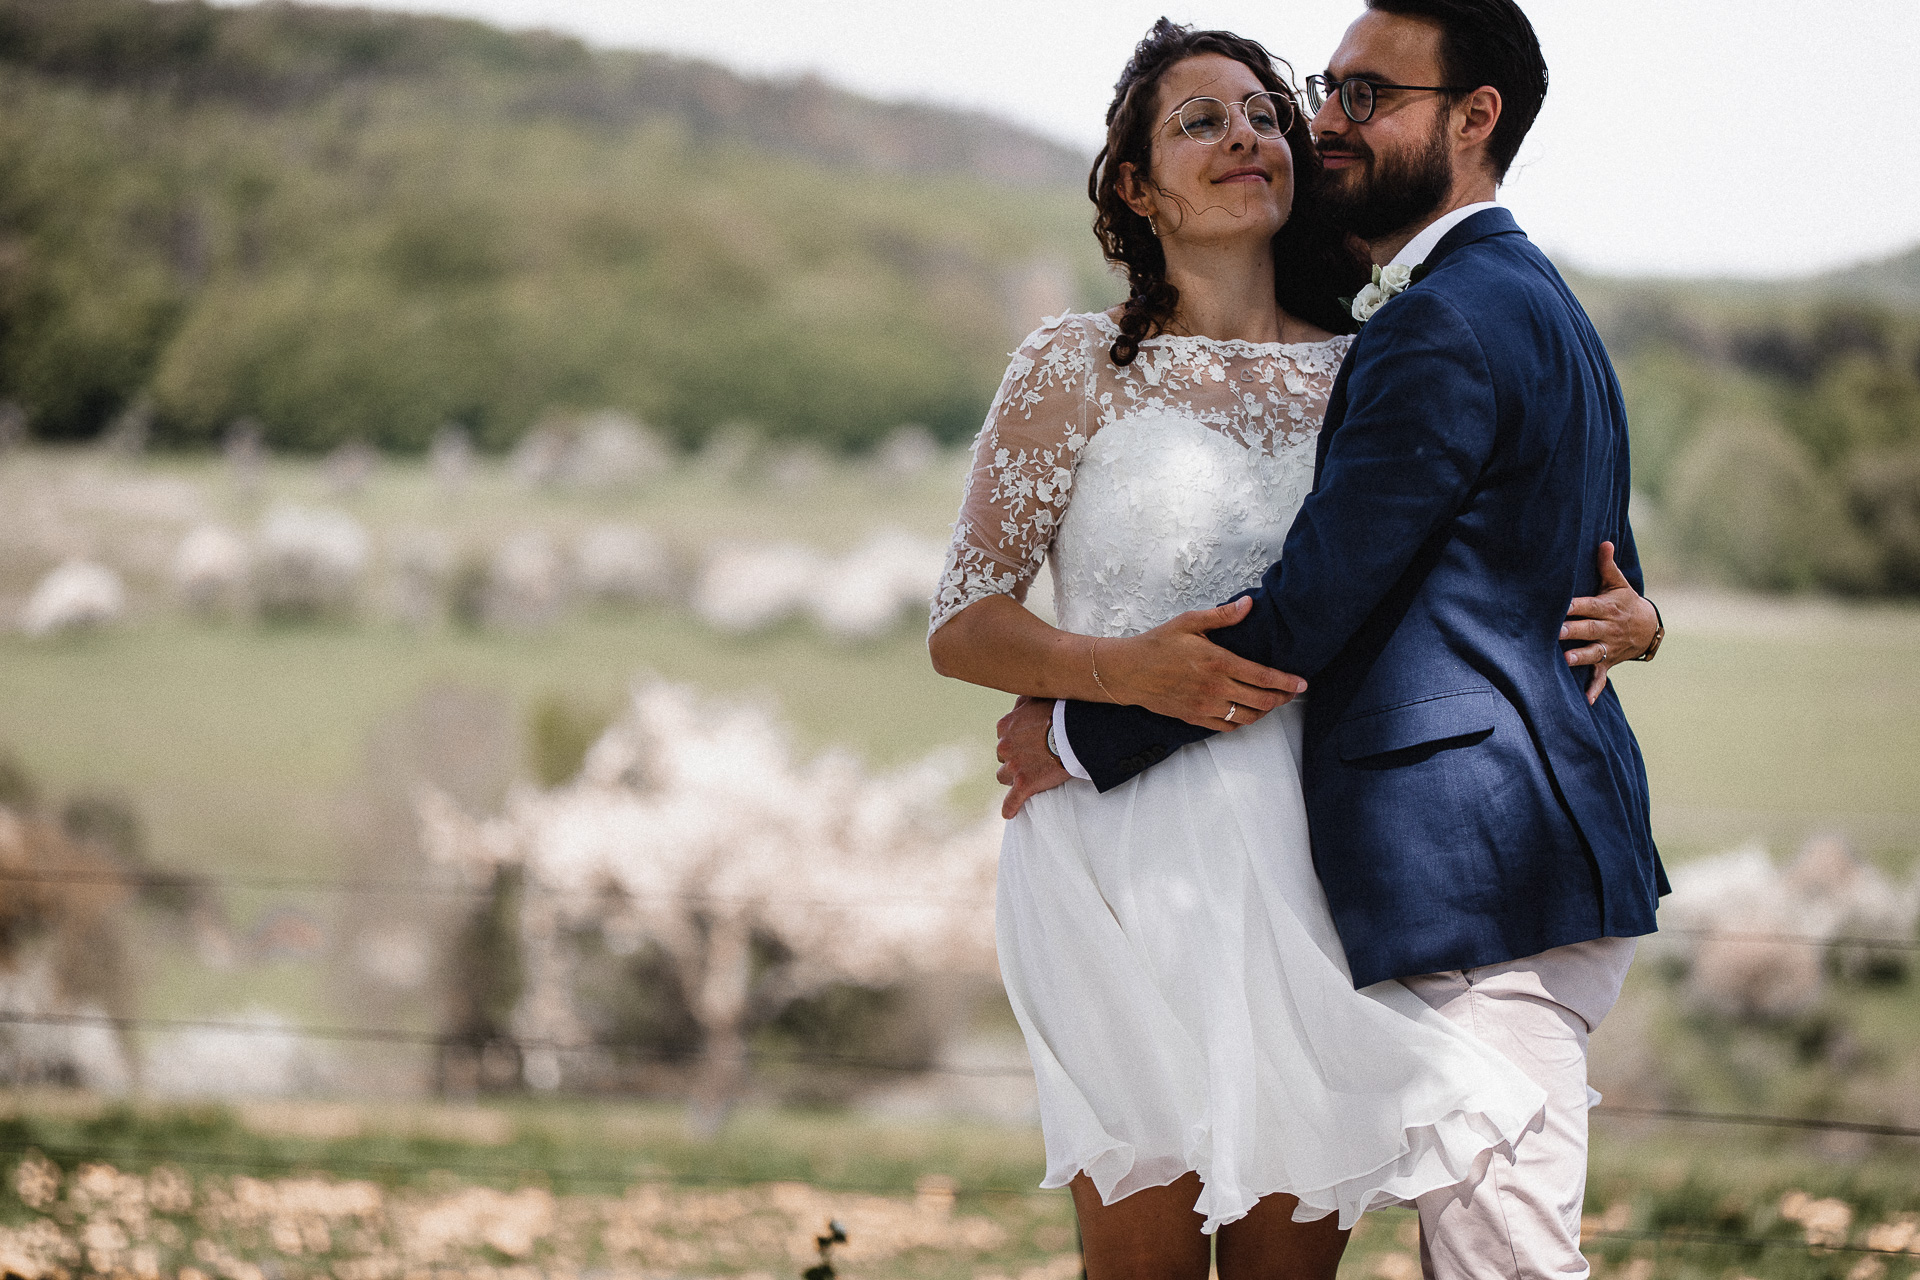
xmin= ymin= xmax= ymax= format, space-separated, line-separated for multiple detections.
xmin=929 ymin=316 xmax=1097 ymax=636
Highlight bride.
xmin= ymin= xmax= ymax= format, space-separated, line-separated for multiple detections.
xmin=928 ymin=20 xmax=1644 ymax=1279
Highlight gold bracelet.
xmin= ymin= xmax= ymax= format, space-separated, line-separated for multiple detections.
xmin=1090 ymin=637 xmax=1119 ymax=703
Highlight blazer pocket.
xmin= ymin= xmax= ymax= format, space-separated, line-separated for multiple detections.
xmin=1336 ymin=688 xmax=1500 ymax=762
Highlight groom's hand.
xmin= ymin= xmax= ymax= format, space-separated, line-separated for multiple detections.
xmin=1562 ymin=541 xmax=1660 ymax=704
xmin=1103 ymin=597 xmax=1308 ymax=732
xmin=996 ymin=696 xmax=1068 ymax=820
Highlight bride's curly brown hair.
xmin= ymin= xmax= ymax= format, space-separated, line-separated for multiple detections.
xmin=1092 ymin=18 xmax=1369 ymax=365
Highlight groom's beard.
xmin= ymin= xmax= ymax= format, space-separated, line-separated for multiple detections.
xmin=1317 ymin=116 xmax=1453 ymax=242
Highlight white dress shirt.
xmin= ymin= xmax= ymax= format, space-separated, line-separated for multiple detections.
xmin=1049 ymin=203 xmax=1505 ymax=784
xmin=1386 ymin=200 xmax=1500 ymax=272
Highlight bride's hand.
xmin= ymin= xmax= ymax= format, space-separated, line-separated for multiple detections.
xmin=1562 ymin=541 xmax=1659 ymax=705
xmin=1101 ymin=598 xmax=1307 ymax=732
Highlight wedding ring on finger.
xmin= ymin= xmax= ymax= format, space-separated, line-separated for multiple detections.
xmin=1224 ymin=703 xmax=1239 ymax=723
xmin=1599 ymin=643 xmax=1609 ymax=662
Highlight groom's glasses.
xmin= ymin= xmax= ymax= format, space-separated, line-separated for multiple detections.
xmin=1164 ymin=91 xmax=1296 ymax=144
xmin=1304 ymin=74 xmax=1469 ymax=124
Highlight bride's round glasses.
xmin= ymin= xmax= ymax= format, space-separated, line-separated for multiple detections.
xmin=1165 ymin=91 xmax=1296 ymax=144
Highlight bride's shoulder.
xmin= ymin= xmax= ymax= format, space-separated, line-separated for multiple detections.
xmin=999 ymin=312 xmax=1114 ymax=388
xmin=1013 ymin=310 xmax=1113 ymax=352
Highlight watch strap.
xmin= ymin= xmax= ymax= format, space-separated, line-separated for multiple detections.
xmin=1635 ymin=598 xmax=1665 ymax=662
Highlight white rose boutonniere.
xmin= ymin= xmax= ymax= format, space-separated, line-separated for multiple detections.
xmin=1343 ymin=262 xmax=1428 ymax=325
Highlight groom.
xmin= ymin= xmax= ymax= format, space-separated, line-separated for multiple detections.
xmin=998 ymin=1 xmax=1667 ymax=1276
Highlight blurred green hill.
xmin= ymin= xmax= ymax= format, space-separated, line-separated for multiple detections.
xmin=1572 ymin=260 xmax=1920 ymax=596
xmin=0 ymin=0 xmax=1111 ymax=452
xmin=1 ymin=0 xmax=1917 ymax=593
xmin=1821 ymin=243 xmax=1920 ymax=310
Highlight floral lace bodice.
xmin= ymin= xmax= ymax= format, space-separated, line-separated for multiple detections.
xmin=930 ymin=311 xmax=1351 ymax=638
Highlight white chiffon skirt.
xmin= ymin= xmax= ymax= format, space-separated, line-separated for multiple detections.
xmin=998 ymin=700 xmax=1548 ymax=1233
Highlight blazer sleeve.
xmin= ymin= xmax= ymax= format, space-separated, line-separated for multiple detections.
xmin=1613 ymin=506 xmax=1647 ymax=596
xmin=1064 ymin=288 xmax=1501 ymax=792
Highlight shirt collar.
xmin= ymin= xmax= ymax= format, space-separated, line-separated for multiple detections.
xmin=1388 ymin=201 xmax=1502 ymax=271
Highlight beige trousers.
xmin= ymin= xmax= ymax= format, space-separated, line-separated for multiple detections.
xmin=1401 ymin=936 xmax=1638 ymax=1280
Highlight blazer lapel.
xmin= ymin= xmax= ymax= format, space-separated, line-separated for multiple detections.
xmin=1313 ymin=208 xmax=1524 ymax=485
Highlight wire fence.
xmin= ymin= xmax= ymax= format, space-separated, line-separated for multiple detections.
xmin=5 ymin=864 xmax=1918 ymax=951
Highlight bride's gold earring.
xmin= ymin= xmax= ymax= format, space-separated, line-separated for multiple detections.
xmin=1148 ymin=214 xmax=1162 ymax=237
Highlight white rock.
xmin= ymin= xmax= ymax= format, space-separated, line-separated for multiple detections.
xmin=430 ymin=423 xmax=474 ymax=493
xmin=1659 ymin=844 xmax=1821 ymax=1018
xmin=692 ymin=542 xmax=820 ymax=634
xmin=806 ymin=529 xmax=948 ymax=641
xmin=485 ymin=530 xmax=566 ymax=627
xmin=384 ymin=529 xmax=454 ymax=627
xmin=512 ymin=411 xmax=670 ymax=490
xmin=1654 ymin=836 xmax=1920 ymax=1019
xmin=563 ymin=411 xmax=671 ymax=488
xmin=171 ymin=524 xmax=251 ymax=615
xmin=141 ymin=1006 xmax=332 ymax=1097
xmin=808 ymin=557 xmax=904 ymax=641
xmin=575 ymin=524 xmax=671 ymax=605
xmin=255 ymin=505 xmax=369 ymax=619
xmin=0 ymin=954 xmax=133 ymax=1091
xmin=21 ymin=561 xmax=125 ymax=636
xmin=874 ymin=424 xmax=940 ymax=477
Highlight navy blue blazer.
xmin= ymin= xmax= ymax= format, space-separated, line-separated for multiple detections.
xmin=1063 ymin=208 xmax=1667 ymax=988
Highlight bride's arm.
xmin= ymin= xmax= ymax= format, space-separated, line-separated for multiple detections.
xmin=930 ymin=593 xmax=1302 ymax=731
xmin=1560 ymin=539 xmax=1662 ymax=704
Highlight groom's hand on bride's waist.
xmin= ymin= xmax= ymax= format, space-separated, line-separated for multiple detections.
xmin=1101 ymin=597 xmax=1307 ymax=733
xmin=997 ymin=696 xmax=1069 ymax=819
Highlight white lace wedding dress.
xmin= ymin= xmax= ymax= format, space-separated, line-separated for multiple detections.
xmin=931 ymin=312 xmax=1547 ymax=1233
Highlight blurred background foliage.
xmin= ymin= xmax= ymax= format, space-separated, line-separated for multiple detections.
xmin=0 ymin=0 xmax=1108 ymax=454
xmin=1581 ymin=283 xmax=1920 ymax=596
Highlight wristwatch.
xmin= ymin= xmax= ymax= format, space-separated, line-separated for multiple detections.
xmin=1045 ymin=723 xmax=1063 ymax=761
xmin=1633 ymin=598 xmax=1665 ymax=662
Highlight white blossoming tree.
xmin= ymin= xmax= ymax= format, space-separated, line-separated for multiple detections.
xmin=417 ymin=680 xmax=1000 ymax=1128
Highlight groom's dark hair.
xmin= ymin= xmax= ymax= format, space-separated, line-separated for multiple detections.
xmin=1365 ymin=0 xmax=1547 ymax=180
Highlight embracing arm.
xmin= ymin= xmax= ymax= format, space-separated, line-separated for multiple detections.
xmin=937 ymin=593 xmax=1304 ymax=818
xmin=1063 ymin=290 xmax=1502 ymax=790
xmin=930 ymin=593 xmax=1300 ymax=726
xmin=1561 ymin=537 xmax=1661 ymax=704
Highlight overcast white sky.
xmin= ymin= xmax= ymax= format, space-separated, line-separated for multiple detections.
xmin=221 ymin=0 xmax=1920 ymax=278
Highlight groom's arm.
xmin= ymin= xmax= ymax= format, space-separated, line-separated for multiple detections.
xmin=1063 ymin=291 xmax=1500 ymax=791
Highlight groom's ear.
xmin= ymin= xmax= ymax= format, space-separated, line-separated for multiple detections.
xmin=1453 ymin=85 xmax=1503 ymax=169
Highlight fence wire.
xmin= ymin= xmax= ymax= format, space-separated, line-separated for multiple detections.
xmin=3 ymin=865 xmax=1915 ymax=950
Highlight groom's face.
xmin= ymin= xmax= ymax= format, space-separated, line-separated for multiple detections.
xmin=1312 ymin=12 xmax=1458 ymax=240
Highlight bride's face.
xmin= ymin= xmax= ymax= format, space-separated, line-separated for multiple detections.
xmin=1123 ymin=54 xmax=1294 ymax=247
